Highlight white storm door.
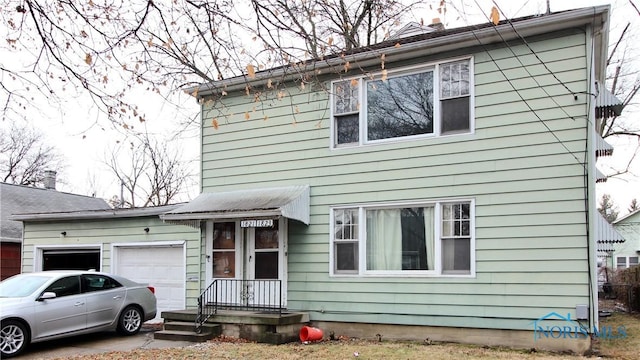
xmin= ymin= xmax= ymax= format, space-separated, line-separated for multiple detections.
xmin=210 ymin=221 xmax=242 ymax=305
xmin=246 ymin=218 xmax=285 ymax=308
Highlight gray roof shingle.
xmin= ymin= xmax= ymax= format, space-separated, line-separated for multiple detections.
xmin=0 ymin=183 xmax=110 ymax=242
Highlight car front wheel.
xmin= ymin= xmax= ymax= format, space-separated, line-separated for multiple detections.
xmin=117 ymin=306 xmax=143 ymax=335
xmin=0 ymin=320 xmax=29 ymax=358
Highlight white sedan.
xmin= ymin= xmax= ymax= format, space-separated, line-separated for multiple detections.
xmin=0 ymin=270 xmax=157 ymax=358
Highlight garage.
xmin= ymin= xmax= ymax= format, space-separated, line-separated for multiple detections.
xmin=113 ymin=243 xmax=185 ymax=321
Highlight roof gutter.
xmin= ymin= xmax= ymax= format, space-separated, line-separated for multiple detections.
xmin=192 ymin=5 xmax=609 ymax=98
xmin=10 ymin=205 xmax=181 ymax=222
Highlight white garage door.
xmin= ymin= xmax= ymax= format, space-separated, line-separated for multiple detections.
xmin=114 ymin=245 xmax=185 ymax=321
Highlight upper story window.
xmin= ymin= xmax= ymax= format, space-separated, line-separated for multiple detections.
xmin=331 ymin=200 xmax=474 ymax=276
xmin=331 ymin=58 xmax=473 ymax=148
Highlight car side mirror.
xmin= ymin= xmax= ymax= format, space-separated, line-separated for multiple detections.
xmin=37 ymin=292 xmax=57 ymax=301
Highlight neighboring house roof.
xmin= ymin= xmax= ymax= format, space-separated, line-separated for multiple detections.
xmin=1 ymin=183 xmax=110 ymax=242
xmin=614 ymin=208 xmax=640 ymax=225
xmin=388 ymin=22 xmax=438 ymax=39
xmin=191 ymin=6 xmax=610 ymax=98
xmin=10 ymin=204 xmax=180 ymax=222
xmin=613 ymin=209 xmax=640 ymax=253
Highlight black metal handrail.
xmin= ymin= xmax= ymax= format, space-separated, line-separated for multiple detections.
xmin=195 ymin=279 xmax=283 ymax=332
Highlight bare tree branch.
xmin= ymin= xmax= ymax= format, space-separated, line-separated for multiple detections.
xmin=104 ymin=132 xmax=191 ymax=207
xmin=0 ymin=123 xmax=64 ymax=186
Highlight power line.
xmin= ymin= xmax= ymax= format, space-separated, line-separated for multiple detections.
xmin=454 ymin=1 xmax=588 ymax=168
xmin=492 ymin=1 xmax=595 ymax=99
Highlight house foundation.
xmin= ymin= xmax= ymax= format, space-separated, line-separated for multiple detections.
xmin=310 ymin=321 xmax=592 ymax=355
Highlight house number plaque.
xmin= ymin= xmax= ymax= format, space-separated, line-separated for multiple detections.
xmin=240 ymin=219 xmax=274 ymax=228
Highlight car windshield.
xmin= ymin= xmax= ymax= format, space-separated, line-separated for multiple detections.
xmin=0 ymin=274 xmax=51 ymax=297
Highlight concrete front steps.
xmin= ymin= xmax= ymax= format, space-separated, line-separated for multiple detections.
xmin=154 ymin=320 xmax=221 ymax=342
xmin=154 ymin=309 xmax=310 ymax=344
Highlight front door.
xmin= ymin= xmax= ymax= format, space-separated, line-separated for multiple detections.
xmin=207 ymin=218 xmax=286 ymax=308
xmin=246 ymin=221 xmax=282 ymax=307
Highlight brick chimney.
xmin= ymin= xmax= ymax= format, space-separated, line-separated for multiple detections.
xmin=43 ymin=170 xmax=57 ymax=190
xmin=429 ymin=17 xmax=445 ymax=31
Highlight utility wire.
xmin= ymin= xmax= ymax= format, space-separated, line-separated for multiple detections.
xmin=492 ymin=1 xmax=596 ymax=97
xmin=489 ymin=1 xmax=605 ymax=130
xmin=454 ymin=1 xmax=587 ymax=169
xmin=465 ymin=0 xmax=598 ymax=328
xmin=478 ymin=0 xmax=586 ymax=126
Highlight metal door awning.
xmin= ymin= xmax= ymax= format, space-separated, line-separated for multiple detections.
xmin=595 ymin=134 xmax=614 ymax=158
xmin=161 ymin=185 xmax=310 ymax=227
xmin=596 ymin=213 xmax=625 ymax=257
xmin=595 ymin=82 xmax=624 ymax=119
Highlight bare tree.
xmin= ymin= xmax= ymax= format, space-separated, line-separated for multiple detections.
xmin=104 ymin=133 xmax=189 ymax=208
xmin=105 ymin=141 xmax=146 ymax=208
xmin=250 ymin=0 xmax=423 ymax=59
xmin=598 ymin=9 xmax=640 ymax=179
xmin=0 ymin=123 xmax=64 ymax=186
xmin=629 ymin=198 xmax=639 ymax=213
xmin=598 ymin=194 xmax=620 ymax=223
xmin=142 ymin=135 xmax=189 ymax=207
xmin=1 ymin=0 xmax=428 ymax=131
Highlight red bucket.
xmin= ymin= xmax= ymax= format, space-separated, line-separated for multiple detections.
xmin=299 ymin=326 xmax=323 ymax=342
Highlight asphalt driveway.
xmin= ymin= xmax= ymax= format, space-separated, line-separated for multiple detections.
xmin=13 ymin=325 xmax=192 ymax=360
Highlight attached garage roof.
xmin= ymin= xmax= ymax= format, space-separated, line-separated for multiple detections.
xmin=161 ymin=185 xmax=310 ymax=226
xmin=10 ymin=204 xmax=180 ymax=222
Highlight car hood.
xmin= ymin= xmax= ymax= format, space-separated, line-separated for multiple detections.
xmin=0 ymin=296 xmax=33 ymax=309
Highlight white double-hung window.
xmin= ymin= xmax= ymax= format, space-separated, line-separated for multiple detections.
xmin=331 ymin=200 xmax=474 ymax=276
xmin=331 ymin=58 xmax=473 ymax=147
xmin=616 ymin=256 xmax=639 ymax=269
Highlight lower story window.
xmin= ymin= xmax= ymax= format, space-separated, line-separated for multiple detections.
xmin=617 ymin=256 xmax=639 ymax=269
xmin=331 ymin=200 xmax=474 ymax=276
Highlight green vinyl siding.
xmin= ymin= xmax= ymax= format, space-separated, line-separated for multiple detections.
xmin=21 ymin=217 xmax=201 ymax=307
xmin=612 ymin=212 xmax=640 ymax=261
xmin=198 ymin=28 xmax=593 ymax=331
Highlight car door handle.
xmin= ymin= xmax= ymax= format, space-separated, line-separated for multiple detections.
xmin=113 ymin=296 xmax=122 ymax=300
xmin=74 ymin=301 xmax=85 ymax=306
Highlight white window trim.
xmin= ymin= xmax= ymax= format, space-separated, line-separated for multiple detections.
xmin=329 ymin=56 xmax=475 ymax=149
xmin=616 ymin=255 xmax=639 ymax=269
xmin=329 ymin=198 xmax=476 ymax=278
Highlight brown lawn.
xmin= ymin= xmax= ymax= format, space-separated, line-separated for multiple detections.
xmin=44 ymin=312 xmax=640 ymax=360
